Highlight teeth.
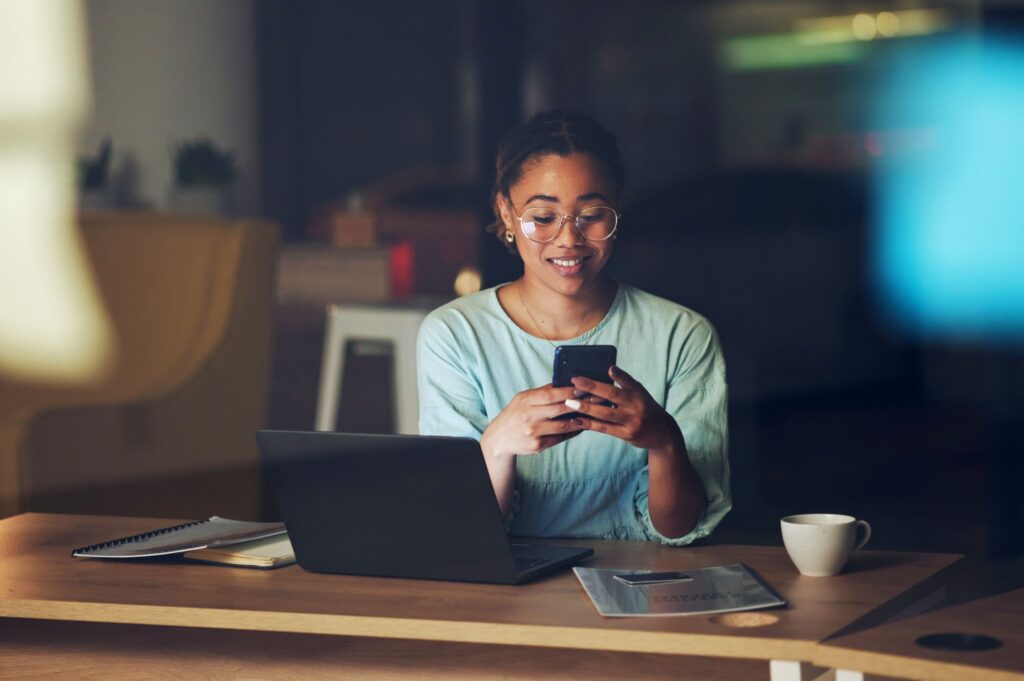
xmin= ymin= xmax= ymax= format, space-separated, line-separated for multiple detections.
xmin=551 ymin=257 xmax=582 ymax=267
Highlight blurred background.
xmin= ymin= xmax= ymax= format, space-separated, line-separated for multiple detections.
xmin=3 ymin=0 xmax=1022 ymax=559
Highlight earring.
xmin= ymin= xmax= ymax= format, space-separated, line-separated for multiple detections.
xmin=505 ymin=231 xmax=515 ymax=243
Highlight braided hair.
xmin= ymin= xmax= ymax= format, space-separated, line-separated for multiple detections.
xmin=489 ymin=110 xmax=625 ymax=253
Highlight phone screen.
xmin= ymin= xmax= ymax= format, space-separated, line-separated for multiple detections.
xmin=551 ymin=345 xmax=617 ymax=420
xmin=552 ymin=345 xmax=617 ymax=387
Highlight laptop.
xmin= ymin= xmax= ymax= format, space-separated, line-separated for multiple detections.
xmin=257 ymin=430 xmax=593 ymax=584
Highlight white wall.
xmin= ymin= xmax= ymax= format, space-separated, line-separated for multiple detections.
xmin=79 ymin=0 xmax=259 ymax=214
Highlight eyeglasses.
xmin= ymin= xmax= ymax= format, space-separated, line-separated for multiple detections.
xmin=510 ymin=203 xmax=620 ymax=243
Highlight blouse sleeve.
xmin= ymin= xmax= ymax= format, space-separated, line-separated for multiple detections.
xmin=416 ymin=311 xmax=489 ymax=439
xmin=634 ymin=318 xmax=732 ymax=546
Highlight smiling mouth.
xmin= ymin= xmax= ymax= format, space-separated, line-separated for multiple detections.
xmin=548 ymin=256 xmax=589 ymax=267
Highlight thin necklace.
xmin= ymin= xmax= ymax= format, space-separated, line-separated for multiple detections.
xmin=518 ymin=284 xmax=584 ymax=348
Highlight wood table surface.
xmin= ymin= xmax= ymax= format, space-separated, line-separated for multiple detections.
xmin=0 ymin=513 xmax=960 ymax=665
xmin=815 ymin=585 xmax=1024 ymax=681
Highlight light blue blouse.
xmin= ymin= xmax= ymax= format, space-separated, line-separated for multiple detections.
xmin=416 ymin=283 xmax=731 ymax=545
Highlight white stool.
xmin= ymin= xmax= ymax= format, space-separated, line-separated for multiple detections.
xmin=315 ymin=304 xmax=430 ymax=435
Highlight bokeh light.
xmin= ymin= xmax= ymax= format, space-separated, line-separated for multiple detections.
xmin=873 ymin=36 xmax=1024 ymax=341
xmin=876 ymin=11 xmax=901 ymax=38
xmin=852 ymin=13 xmax=877 ymax=41
xmin=453 ymin=265 xmax=482 ymax=297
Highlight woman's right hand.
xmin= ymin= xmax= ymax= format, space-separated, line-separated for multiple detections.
xmin=480 ymin=384 xmax=584 ymax=461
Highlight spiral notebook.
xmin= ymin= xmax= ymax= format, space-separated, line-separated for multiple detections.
xmin=71 ymin=516 xmax=286 ymax=559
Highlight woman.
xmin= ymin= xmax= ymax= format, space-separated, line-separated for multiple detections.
xmin=417 ymin=110 xmax=730 ymax=544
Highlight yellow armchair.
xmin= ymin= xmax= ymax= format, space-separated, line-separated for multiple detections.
xmin=0 ymin=213 xmax=279 ymax=520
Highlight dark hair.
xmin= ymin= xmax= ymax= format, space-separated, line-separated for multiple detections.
xmin=488 ymin=110 xmax=625 ymax=252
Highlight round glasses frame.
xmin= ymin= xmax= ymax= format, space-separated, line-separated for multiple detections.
xmin=510 ymin=203 xmax=621 ymax=243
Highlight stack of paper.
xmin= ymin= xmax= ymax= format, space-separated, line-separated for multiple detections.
xmin=184 ymin=534 xmax=295 ymax=569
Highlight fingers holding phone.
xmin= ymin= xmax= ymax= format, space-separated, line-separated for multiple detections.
xmin=481 ymin=383 xmax=585 ymax=460
xmin=570 ymin=366 xmax=681 ymax=452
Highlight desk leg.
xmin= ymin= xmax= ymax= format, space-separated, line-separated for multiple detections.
xmin=771 ymin=660 xmax=819 ymax=681
xmin=771 ymin=663 xmax=878 ymax=681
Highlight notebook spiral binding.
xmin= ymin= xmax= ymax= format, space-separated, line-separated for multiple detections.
xmin=70 ymin=519 xmax=209 ymax=556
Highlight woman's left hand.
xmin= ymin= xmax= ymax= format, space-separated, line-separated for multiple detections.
xmin=568 ymin=366 xmax=681 ymax=452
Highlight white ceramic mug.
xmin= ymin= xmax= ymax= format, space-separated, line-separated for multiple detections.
xmin=780 ymin=514 xmax=872 ymax=577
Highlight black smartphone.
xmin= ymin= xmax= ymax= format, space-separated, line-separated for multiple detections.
xmin=612 ymin=571 xmax=693 ymax=586
xmin=551 ymin=345 xmax=617 ymax=420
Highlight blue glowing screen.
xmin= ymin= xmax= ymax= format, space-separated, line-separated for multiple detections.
xmin=873 ymin=36 xmax=1024 ymax=340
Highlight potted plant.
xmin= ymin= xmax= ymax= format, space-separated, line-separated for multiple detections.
xmin=77 ymin=138 xmax=113 ymax=210
xmin=168 ymin=137 xmax=237 ymax=215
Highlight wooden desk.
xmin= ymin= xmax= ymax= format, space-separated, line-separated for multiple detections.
xmin=0 ymin=514 xmax=960 ymax=680
xmin=817 ymin=587 xmax=1024 ymax=681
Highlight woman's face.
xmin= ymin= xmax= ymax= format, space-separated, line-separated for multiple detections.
xmin=498 ymin=152 xmax=617 ymax=299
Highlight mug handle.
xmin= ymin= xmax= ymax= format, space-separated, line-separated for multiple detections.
xmin=853 ymin=520 xmax=872 ymax=553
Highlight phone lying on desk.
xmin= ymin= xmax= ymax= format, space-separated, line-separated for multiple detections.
xmin=552 ymin=345 xmax=617 ymax=420
xmin=613 ymin=571 xmax=693 ymax=586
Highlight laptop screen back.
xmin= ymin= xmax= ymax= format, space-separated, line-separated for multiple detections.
xmin=258 ymin=431 xmax=519 ymax=583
